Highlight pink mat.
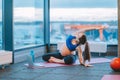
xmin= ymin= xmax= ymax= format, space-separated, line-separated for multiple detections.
xmin=25 ymin=58 xmax=111 ymax=69
xmin=101 ymin=75 xmax=120 ymax=80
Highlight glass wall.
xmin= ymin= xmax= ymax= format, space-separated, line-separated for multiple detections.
xmin=50 ymin=0 xmax=118 ymax=45
xmin=34 ymin=0 xmax=44 ymax=45
xmin=14 ymin=0 xmax=44 ymax=49
xmin=0 ymin=0 xmax=2 ymax=49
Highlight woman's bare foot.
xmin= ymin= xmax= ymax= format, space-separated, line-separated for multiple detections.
xmin=48 ymin=57 xmax=56 ymax=63
xmin=48 ymin=57 xmax=65 ymax=64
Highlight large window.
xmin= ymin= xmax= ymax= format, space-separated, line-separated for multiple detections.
xmin=50 ymin=0 xmax=118 ymax=45
xmin=14 ymin=0 xmax=44 ymax=49
xmin=0 ymin=0 xmax=2 ymax=49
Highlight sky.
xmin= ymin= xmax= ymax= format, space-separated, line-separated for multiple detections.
xmin=12 ymin=0 xmax=118 ymax=8
xmin=0 ymin=0 xmax=118 ymax=22
xmin=49 ymin=8 xmax=117 ymax=21
xmin=50 ymin=0 xmax=118 ymax=8
xmin=12 ymin=8 xmax=117 ymax=22
xmin=0 ymin=0 xmax=118 ymax=8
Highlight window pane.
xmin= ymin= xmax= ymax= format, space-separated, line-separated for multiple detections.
xmin=34 ymin=0 xmax=44 ymax=45
xmin=14 ymin=0 xmax=44 ymax=49
xmin=0 ymin=0 xmax=2 ymax=49
xmin=50 ymin=0 xmax=118 ymax=45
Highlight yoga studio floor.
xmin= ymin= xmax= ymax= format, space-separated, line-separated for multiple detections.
xmin=0 ymin=56 xmax=120 ymax=80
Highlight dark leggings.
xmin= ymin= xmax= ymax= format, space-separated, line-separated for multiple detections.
xmin=42 ymin=52 xmax=77 ymax=64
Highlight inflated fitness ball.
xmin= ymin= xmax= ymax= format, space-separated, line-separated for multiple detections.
xmin=110 ymin=57 xmax=120 ymax=72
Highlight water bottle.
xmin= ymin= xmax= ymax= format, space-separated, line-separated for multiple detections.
xmin=30 ymin=50 xmax=35 ymax=62
xmin=26 ymin=50 xmax=35 ymax=67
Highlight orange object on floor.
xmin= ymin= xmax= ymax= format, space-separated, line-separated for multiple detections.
xmin=110 ymin=57 xmax=120 ymax=71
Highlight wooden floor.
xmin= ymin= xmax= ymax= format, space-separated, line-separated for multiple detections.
xmin=0 ymin=56 xmax=120 ymax=80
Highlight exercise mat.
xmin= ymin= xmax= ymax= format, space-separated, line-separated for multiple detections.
xmin=101 ymin=75 xmax=120 ymax=80
xmin=25 ymin=58 xmax=111 ymax=69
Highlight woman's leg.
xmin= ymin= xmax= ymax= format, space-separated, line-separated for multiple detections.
xmin=64 ymin=55 xmax=77 ymax=64
xmin=42 ymin=53 xmax=77 ymax=64
xmin=49 ymin=55 xmax=77 ymax=64
xmin=99 ymin=29 xmax=103 ymax=40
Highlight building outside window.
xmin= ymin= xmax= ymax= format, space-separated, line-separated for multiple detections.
xmin=50 ymin=0 xmax=118 ymax=45
xmin=13 ymin=0 xmax=44 ymax=50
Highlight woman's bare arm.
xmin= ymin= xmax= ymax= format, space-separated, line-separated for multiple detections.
xmin=76 ymin=46 xmax=84 ymax=64
xmin=76 ymin=46 xmax=93 ymax=67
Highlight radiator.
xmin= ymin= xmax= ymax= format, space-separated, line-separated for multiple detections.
xmin=57 ymin=41 xmax=107 ymax=53
xmin=0 ymin=50 xmax=12 ymax=65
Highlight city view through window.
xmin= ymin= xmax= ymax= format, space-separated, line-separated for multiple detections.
xmin=13 ymin=0 xmax=44 ymax=49
xmin=0 ymin=0 xmax=118 ymax=50
xmin=50 ymin=0 xmax=118 ymax=45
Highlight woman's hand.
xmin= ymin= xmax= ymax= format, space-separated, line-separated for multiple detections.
xmin=80 ymin=63 xmax=93 ymax=67
xmin=84 ymin=64 xmax=93 ymax=67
